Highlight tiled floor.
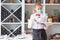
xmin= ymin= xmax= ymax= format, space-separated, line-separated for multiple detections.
xmin=0 ymin=34 xmax=32 ymax=40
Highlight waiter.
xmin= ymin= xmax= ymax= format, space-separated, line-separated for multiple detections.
xmin=28 ymin=2 xmax=48 ymax=40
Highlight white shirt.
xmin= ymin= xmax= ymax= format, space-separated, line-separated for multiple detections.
xmin=28 ymin=13 xmax=48 ymax=29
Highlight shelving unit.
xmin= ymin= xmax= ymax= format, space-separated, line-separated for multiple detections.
xmin=0 ymin=0 xmax=60 ymax=39
xmin=0 ymin=0 xmax=25 ymax=37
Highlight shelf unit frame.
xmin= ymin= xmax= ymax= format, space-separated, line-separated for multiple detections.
xmin=0 ymin=0 xmax=25 ymax=37
xmin=0 ymin=0 xmax=60 ymax=37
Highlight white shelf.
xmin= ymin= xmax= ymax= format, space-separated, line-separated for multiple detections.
xmin=45 ymin=3 xmax=60 ymax=5
xmin=24 ymin=22 xmax=60 ymax=25
xmin=2 ymin=0 xmax=21 ymax=3
xmin=25 ymin=3 xmax=35 ymax=5
xmin=52 ymin=22 xmax=60 ymax=24
xmin=1 ymin=22 xmax=22 ymax=24
xmin=1 ymin=3 xmax=22 ymax=5
xmin=25 ymin=3 xmax=44 ymax=5
xmin=25 ymin=3 xmax=60 ymax=5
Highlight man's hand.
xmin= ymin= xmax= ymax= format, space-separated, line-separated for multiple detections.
xmin=32 ymin=19 xmax=37 ymax=22
xmin=41 ymin=23 xmax=46 ymax=27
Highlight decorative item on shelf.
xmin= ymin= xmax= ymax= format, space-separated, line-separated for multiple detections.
xmin=9 ymin=20 xmax=11 ymax=22
xmin=25 ymin=0 xmax=32 ymax=3
xmin=48 ymin=16 xmax=52 ymax=23
xmin=36 ymin=0 xmax=41 ymax=3
xmin=12 ymin=18 xmax=15 ymax=22
xmin=48 ymin=18 xmax=52 ymax=23
xmin=55 ymin=0 xmax=60 ymax=3
xmin=50 ymin=0 xmax=55 ymax=3
xmin=58 ymin=0 xmax=60 ymax=3
xmin=55 ymin=0 xmax=58 ymax=3
xmin=52 ymin=16 xmax=58 ymax=22
xmin=9 ymin=0 xmax=14 ymax=3
xmin=9 ymin=18 xmax=15 ymax=22
xmin=46 ymin=0 xmax=50 ymax=3
xmin=11 ymin=9 xmax=14 ymax=13
xmin=9 ymin=18 xmax=11 ymax=22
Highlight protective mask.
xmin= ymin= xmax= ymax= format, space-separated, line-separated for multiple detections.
xmin=36 ymin=10 xmax=43 ymax=14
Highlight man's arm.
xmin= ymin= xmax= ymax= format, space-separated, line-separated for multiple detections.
xmin=28 ymin=14 xmax=35 ymax=29
xmin=41 ymin=23 xmax=46 ymax=27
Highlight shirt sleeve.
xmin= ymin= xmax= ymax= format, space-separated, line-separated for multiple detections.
xmin=44 ymin=13 xmax=48 ymax=22
xmin=28 ymin=14 xmax=35 ymax=29
xmin=39 ymin=13 xmax=48 ymax=23
xmin=30 ymin=14 xmax=35 ymax=20
xmin=43 ymin=13 xmax=48 ymax=30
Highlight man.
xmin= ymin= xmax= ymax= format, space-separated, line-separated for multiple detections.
xmin=28 ymin=3 xmax=48 ymax=40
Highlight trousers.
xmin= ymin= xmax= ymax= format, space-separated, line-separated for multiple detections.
xmin=33 ymin=29 xmax=47 ymax=40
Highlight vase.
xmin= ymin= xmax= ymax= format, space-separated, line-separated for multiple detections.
xmin=9 ymin=0 xmax=14 ymax=3
xmin=36 ymin=0 xmax=41 ymax=3
xmin=58 ymin=0 xmax=60 ymax=3
xmin=26 ymin=0 xmax=32 ymax=3
xmin=48 ymin=18 xmax=52 ymax=23
xmin=52 ymin=16 xmax=58 ymax=22
xmin=50 ymin=0 xmax=55 ymax=3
